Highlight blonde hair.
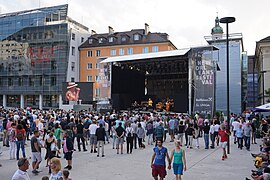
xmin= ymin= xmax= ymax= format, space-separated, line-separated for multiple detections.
xmin=51 ymin=157 xmax=62 ymax=172
xmin=175 ymin=140 xmax=181 ymax=147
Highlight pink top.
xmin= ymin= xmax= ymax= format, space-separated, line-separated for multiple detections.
xmin=63 ymin=138 xmax=68 ymax=153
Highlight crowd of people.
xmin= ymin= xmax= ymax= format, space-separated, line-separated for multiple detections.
xmin=0 ymin=107 xmax=265 ymax=179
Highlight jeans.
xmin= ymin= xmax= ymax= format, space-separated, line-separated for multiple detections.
xmin=210 ymin=133 xmax=215 ymax=148
xmin=16 ymin=140 xmax=26 ymax=160
xmin=97 ymin=141 xmax=104 ymax=155
xmin=177 ymin=133 xmax=184 ymax=145
xmin=126 ymin=136 xmax=133 ymax=153
xmin=188 ymin=135 xmax=193 ymax=148
xmin=237 ymin=137 xmax=243 ymax=149
xmin=244 ymin=136 xmax=250 ymax=150
xmin=204 ymin=134 xmax=209 ymax=149
xmin=9 ymin=141 xmax=16 ymax=159
xmin=77 ymin=133 xmax=86 ymax=151
xmin=147 ymin=133 xmax=153 ymax=145
xmin=112 ymin=135 xmax=117 ymax=148
xmin=133 ymin=134 xmax=138 ymax=149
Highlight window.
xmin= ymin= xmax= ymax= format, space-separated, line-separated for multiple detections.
xmin=72 ymin=46 xmax=75 ymax=56
xmin=89 ymin=38 xmax=93 ymax=44
xmin=152 ymin=46 xmax=159 ymax=52
xmin=72 ymin=33 xmax=75 ymax=40
xmin=87 ymin=63 xmax=92 ymax=69
xmin=95 ymin=76 xmax=100 ymax=81
xmin=81 ymin=37 xmax=84 ymax=43
xmin=51 ymin=61 xmax=57 ymax=70
xmin=111 ymin=49 xmax=116 ymax=56
xmin=71 ymin=77 xmax=75 ymax=82
xmin=87 ymin=50 xmax=92 ymax=57
xmin=109 ymin=37 xmax=114 ymax=43
xmin=121 ymin=36 xmax=127 ymax=42
xmin=71 ymin=62 xmax=75 ymax=71
xmin=8 ymin=78 xmax=13 ymax=86
xmin=95 ymin=88 xmax=100 ymax=97
xmin=87 ymin=76 xmax=92 ymax=82
xmin=18 ymin=78 xmax=23 ymax=86
xmin=0 ymin=78 xmax=2 ymax=86
xmin=39 ymin=76 xmax=43 ymax=86
xmin=96 ymin=50 xmax=101 ymax=57
xmin=51 ymin=77 xmax=56 ymax=86
xmin=143 ymin=47 xmax=149 ymax=53
xmin=96 ymin=63 xmax=100 ymax=69
xmin=98 ymin=38 xmax=104 ymax=43
xmin=29 ymin=77 xmax=34 ymax=86
xmin=119 ymin=48 xmax=125 ymax=55
xmin=134 ymin=34 xmax=140 ymax=41
xmin=128 ymin=48 xmax=133 ymax=55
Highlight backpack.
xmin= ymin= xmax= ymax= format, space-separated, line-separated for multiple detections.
xmin=16 ymin=130 xmax=24 ymax=141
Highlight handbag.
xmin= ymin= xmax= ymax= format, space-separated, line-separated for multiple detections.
xmin=51 ymin=139 xmax=58 ymax=151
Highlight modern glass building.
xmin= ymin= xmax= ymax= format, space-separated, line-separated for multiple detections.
xmin=247 ymin=55 xmax=258 ymax=108
xmin=0 ymin=4 xmax=89 ymax=109
xmin=205 ymin=17 xmax=245 ymax=114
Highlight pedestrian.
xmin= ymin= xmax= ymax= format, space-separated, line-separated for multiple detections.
xmin=177 ymin=121 xmax=185 ymax=145
xmin=155 ymin=122 xmax=165 ymax=143
xmin=89 ymin=120 xmax=98 ymax=153
xmin=8 ymin=123 xmax=16 ymax=160
xmin=218 ymin=124 xmax=230 ymax=160
xmin=137 ymin=123 xmax=145 ymax=149
xmin=203 ymin=120 xmax=210 ymax=149
xmin=63 ymin=170 xmax=72 ymax=180
xmin=168 ymin=118 xmax=175 ymax=142
xmin=44 ymin=132 xmax=57 ymax=173
xmin=210 ymin=121 xmax=215 ymax=149
xmin=111 ymin=121 xmax=117 ymax=149
xmin=151 ymin=139 xmax=171 ymax=180
xmin=243 ymin=122 xmax=252 ymax=151
xmin=214 ymin=120 xmax=220 ymax=147
xmin=126 ymin=123 xmax=134 ymax=154
xmin=146 ymin=121 xmax=154 ymax=145
xmin=251 ymin=118 xmax=257 ymax=144
xmin=11 ymin=158 xmax=30 ymax=180
xmin=170 ymin=141 xmax=187 ymax=180
xmin=131 ymin=120 xmax=138 ymax=149
xmin=49 ymin=157 xmax=63 ymax=180
xmin=236 ymin=124 xmax=243 ymax=149
xmin=76 ymin=120 xmax=87 ymax=152
xmin=95 ymin=123 xmax=106 ymax=157
xmin=63 ymin=131 xmax=74 ymax=170
xmin=15 ymin=124 xmax=26 ymax=160
xmin=232 ymin=119 xmax=240 ymax=144
xmin=54 ymin=123 xmax=63 ymax=157
xmin=186 ymin=124 xmax=195 ymax=149
xmin=115 ymin=122 xmax=125 ymax=154
xmin=31 ymin=130 xmax=42 ymax=174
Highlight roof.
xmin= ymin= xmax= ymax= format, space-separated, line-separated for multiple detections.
xmin=79 ymin=29 xmax=176 ymax=49
xmin=101 ymin=48 xmax=190 ymax=63
xmin=258 ymin=36 xmax=270 ymax=43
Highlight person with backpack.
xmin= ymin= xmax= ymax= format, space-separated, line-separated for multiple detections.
xmin=155 ymin=122 xmax=165 ymax=144
xmin=126 ymin=123 xmax=134 ymax=154
xmin=15 ymin=124 xmax=26 ymax=160
xmin=63 ymin=130 xmax=74 ymax=170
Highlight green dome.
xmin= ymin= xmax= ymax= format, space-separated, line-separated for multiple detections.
xmin=211 ymin=16 xmax=223 ymax=34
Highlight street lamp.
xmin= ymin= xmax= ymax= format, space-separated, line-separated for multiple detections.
xmin=220 ymin=17 xmax=235 ymax=154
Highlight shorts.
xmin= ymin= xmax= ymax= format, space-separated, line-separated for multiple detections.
xmin=116 ymin=137 xmax=124 ymax=145
xmin=220 ymin=141 xmax=228 ymax=149
xmin=169 ymin=129 xmax=175 ymax=135
xmin=64 ymin=151 xmax=73 ymax=160
xmin=90 ymin=134 xmax=97 ymax=145
xmin=32 ymin=152 xmax=42 ymax=162
xmin=152 ymin=164 xmax=167 ymax=178
xmin=173 ymin=163 xmax=183 ymax=175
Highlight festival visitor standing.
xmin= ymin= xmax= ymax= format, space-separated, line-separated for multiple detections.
xmin=203 ymin=120 xmax=210 ymax=149
xmin=54 ymin=123 xmax=63 ymax=157
xmin=63 ymin=131 xmax=74 ymax=170
xmin=243 ymin=122 xmax=252 ymax=151
xmin=131 ymin=120 xmax=138 ymax=149
xmin=137 ymin=123 xmax=145 ymax=149
xmin=12 ymin=158 xmax=30 ymax=180
xmin=218 ymin=124 xmax=230 ymax=160
xmin=126 ymin=123 xmax=134 ymax=154
xmin=111 ymin=122 xmax=117 ymax=149
xmin=251 ymin=118 xmax=257 ymax=144
xmin=89 ymin=120 xmax=98 ymax=153
xmin=186 ymin=124 xmax=195 ymax=149
xmin=210 ymin=121 xmax=215 ymax=149
xmin=236 ymin=124 xmax=244 ymax=150
xmin=177 ymin=121 xmax=185 ymax=145
xmin=95 ymin=123 xmax=106 ymax=157
xmin=151 ymin=139 xmax=171 ymax=180
xmin=115 ymin=122 xmax=125 ymax=154
xmin=232 ymin=119 xmax=240 ymax=144
xmin=170 ymin=141 xmax=187 ymax=180
xmin=15 ymin=124 xmax=26 ymax=160
xmin=8 ymin=123 xmax=16 ymax=160
xmin=44 ymin=132 xmax=57 ymax=173
xmin=76 ymin=120 xmax=87 ymax=152
xmin=155 ymin=122 xmax=165 ymax=143
xmin=146 ymin=121 xmax=154 ymax=145
xmin=31 ymin=130 xmax=42 ymax=174
xmin=49 ymin=157 xmax=63 ymax=180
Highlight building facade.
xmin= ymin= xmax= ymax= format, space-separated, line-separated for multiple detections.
xmin=79 ymin=24 xmax=177 ymax=101
xmin=247 ymin=55 xmax=258 ymax=108
xmin=205 ymin=16 xmax=245 ymax=114
xmin=255 ymin=36 xmax=270 ymax=105
xmin=0 ymin=4 xmax=90 ymax=109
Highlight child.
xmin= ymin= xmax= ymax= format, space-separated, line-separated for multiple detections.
xmin=218 ymin=124 xmax=231 ymax=160
xmin=170 ymin=140 xmax=187 ymax=180
xmin=63 ymin=170 xmax=72 ymax=180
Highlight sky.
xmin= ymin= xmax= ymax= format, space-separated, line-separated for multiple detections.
xmin=0 ymin=0 xmax=270 ymax=55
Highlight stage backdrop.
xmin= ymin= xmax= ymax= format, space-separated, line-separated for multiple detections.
xmin=62 ymin=82 xmax=93 ymax=104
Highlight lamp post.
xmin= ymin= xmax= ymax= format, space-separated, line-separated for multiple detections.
xmin=220 ymin=17 xmax=235 ymax=154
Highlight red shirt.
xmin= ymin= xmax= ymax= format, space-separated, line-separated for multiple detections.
xmin=218 ymin=129 xmax=229 ymax=142
xmin=16 ymin=129 xmax=25 ymax=140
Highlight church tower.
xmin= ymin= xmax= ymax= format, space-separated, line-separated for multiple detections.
xmin=211 ymin=16 xmax=223 ymax=40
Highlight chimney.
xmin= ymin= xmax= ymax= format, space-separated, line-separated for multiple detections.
xmin=91 ymin=30 xmax=96 ymax=35
xmin=108 ymin=26 xmax=114 ymax=35
xmin=144 ymin=23 xmax=149 ymax=35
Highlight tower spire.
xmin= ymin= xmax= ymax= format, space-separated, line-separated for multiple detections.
xmin=211 ymin=13 xmax=223 ymax=40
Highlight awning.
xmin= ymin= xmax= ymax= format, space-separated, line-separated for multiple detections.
xmin=100 ymin=48 xmax=190 ymax=64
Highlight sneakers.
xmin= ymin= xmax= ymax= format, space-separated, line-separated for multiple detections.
xmin=64 ymin=165 xmax=72 ymax=170
xmin=222 ymin=156 xmax=225 ymax=160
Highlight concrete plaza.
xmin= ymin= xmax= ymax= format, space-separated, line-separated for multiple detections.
xmin=0 ymin=136 xmax=257 ymax=180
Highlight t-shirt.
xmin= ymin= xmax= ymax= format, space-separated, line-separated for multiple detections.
xmin=12 ymin=169 xmax=30 ymax=180
xmin=31 ymin=136 xmax=40 ymax=152
xmin=153 ymin=146 xmax=167 ymax=166
xmin=89 ymin=124 xmax=98 ymax=135
xmin=54 ymin=128 xmax=62 ymax=140
xmin=115 ymin=126 xmax=125 ymax=137
xmin=232 ymin=121 xmax=240 ymax=131
xmin=49 ymin=171 xmax=63 ymax=180
xmin=218 ymin=129 xmax=229 ymax=142
xmin=16 ymin=129 xmax=25 ymax=141
xmin=76 ymin=124 xmax=84 ymax=134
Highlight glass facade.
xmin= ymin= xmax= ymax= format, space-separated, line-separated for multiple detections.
xmin=209 ymin=39 xmax=243 ymax=114
xmin=0 ymin=5 xmax=70 ymax=108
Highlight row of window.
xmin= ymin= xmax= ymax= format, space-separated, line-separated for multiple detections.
xmin=87 ymin=75 xmax=100 ymax=82
xmin=87 ymin=63 xmax=99 ymax=70
xmin=0 ymin=77 xmax=57 ymax=87
xmin=71 ymin=33 xmax=84 ymax=43
xmin=86 ymin=46 xmax=159 ymax=57
xmin=90 ymin=34 xmax=142 ymax=45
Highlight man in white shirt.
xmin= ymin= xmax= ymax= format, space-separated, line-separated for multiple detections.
xmin=232 ymin=119 xmax=240 ymax=144
xmin=89 ymin=121 xmax=98 ymax=153
xmin=12 ymin=158 xmax=30 ymax=180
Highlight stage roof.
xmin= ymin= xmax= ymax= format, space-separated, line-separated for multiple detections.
xmin=101 ymin=48 xmax=190 ymax=64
